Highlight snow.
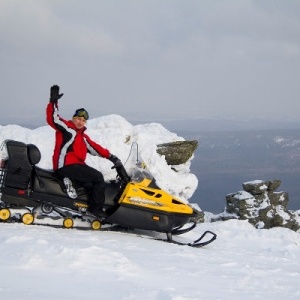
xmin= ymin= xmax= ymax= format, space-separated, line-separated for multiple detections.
xmin=244 ymin=180 xmax=264 ymax=184
xmin=1 ymin=221 xmax=300 ymax=299
xmin=0 ymin=115 xmax=197 ymax=202
xmin=228 ymin=191 xmax=255 ymax=201
xmin=1 ymin=116 xmax=300 ymax=299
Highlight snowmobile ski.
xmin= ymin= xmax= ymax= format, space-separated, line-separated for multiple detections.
xmin=102 ymin=224 xmax=217 ymax=248
xmin=164 ymin=230 xmax=217 ymax=248
xmin=171 ymin=221 xmax=197 ymax=235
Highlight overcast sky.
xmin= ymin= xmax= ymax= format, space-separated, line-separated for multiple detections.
xmin=1 ymin=0 xmax=300 ymax=127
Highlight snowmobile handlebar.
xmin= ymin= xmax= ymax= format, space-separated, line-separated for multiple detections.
xmin=113 ymin=163 xmax=131 ymax=183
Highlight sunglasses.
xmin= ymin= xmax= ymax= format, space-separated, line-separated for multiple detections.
xmin=74 ymin=108 xmax=89 ymax=120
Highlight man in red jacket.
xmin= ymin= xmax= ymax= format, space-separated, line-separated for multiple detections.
xmin=46 ymin=85 xmax=121 ymax=217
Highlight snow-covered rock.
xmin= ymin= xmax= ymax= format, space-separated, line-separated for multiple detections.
xmin=224 ymin=179 xmax=300 ymax=231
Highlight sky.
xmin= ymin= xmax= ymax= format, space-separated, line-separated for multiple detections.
xmin=1 ymin=0 xmax=300 ymax=127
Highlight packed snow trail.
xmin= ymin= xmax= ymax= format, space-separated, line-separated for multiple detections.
xmin=0 ymin=220 xmax=300 ymax=299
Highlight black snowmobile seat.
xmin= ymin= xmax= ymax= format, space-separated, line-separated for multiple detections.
xmin=4 ymin=141 xmax=33 ymax=189
xmin=24 ymin=142 xmax=89 ymax=200
xmin=27 ymin=144 xmax=41 ymax=165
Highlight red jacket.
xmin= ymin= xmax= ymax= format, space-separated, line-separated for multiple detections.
xmin=46 ymin=102 xmax=110 ymax=170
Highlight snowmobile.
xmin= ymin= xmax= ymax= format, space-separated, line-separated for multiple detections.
xmin=0 ymin=140 xmax=216 ymax=247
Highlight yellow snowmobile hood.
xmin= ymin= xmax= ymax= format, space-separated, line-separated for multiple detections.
xmin=118 ymin=178 xmax=193 ymax=215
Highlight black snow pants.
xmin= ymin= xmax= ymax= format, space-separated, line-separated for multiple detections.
xmin=56 ymin=164 xmax=106 ymax=215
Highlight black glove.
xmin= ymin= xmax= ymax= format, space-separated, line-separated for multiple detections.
xmin=109 ymin=154 xmax=122 ymax=168
xmin=50 ymin=85 xmax=64 ymax=103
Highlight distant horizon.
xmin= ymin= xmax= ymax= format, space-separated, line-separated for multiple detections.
xmin=2 ymin=114 xmax=300 ymax=132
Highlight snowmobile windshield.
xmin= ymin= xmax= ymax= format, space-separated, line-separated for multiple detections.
xmin=131 ymin=168 xmax=154 ymax=184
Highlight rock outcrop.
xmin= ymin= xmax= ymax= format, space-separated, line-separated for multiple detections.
xmin=156 ymin=140 xmax=198 ymax=165
xmin=223 ymin=179 xmax=300 ymax=231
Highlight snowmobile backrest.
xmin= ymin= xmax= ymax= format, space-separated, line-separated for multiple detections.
xmin=27 ymin=144 xmax=41 ymax=165
xmin=5 ymin=140 xmax=33 ymax=189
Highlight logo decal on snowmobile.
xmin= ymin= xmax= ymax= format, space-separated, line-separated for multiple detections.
xmin=74 ymin=202 xmax=88 ymax=209
xmin=129 ymin=197 xmax=163 ymax=207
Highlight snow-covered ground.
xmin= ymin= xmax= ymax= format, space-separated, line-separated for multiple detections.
xmin=1 ymin=220 xmax=300 ymax=299
xmin=1 ymin=116 xmax=300 ymax=299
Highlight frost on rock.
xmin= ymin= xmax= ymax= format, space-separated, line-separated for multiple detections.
xmin=223 ymin=179 xmax=300 ymax=231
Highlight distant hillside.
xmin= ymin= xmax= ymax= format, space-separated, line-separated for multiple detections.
xmin=178 ymin=129 xmax=300 ymax=213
